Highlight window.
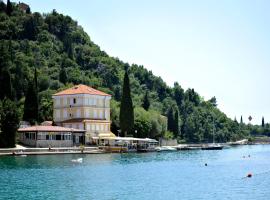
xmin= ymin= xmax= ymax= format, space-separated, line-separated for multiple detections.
xmin=99 ymin=111 xmax=103 ymax=119
xmin=73 ymin=98 xmax=76 ymax=104
xmin=94 ymin=110 xmax=97 ymax=118
xmin=56 ymin=135 xmax=61 ymax=140
xmin=63 ymin=110 xmax=67 ymax=118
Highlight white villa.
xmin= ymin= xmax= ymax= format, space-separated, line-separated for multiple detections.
xmin=52 ymin=84 xmax=115 ymax=145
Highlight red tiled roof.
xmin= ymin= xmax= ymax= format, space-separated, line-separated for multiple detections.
xmin=18 ymin=126 xmax=85 ymax=132
xmin=53 ymin=84 xmax=111 ymax=96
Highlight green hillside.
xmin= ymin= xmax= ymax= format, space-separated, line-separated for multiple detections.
xmin=0 ymin=1 xmax=251 ymax=143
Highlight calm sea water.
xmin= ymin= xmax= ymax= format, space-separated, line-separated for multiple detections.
xmin=0 ymin=145 xmax=270 ymax=200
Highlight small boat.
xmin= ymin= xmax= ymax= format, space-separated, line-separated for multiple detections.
xmin=71 ymin=158 xmax=83 ymax=163
xmin=155 ymin=146 xmax=177 ymax=152
xmin=201 ymin=144 xmax=223 ymax=150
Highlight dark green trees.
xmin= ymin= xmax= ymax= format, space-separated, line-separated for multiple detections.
xmin=120 ymin=69 xmax=134 ymax=136
xmin=6 ymin=0 xmax=12 ymax=16
xmin=240 ymin=116 xmax=243 ymax=124
xmin=262 ymin=117 xmax=265 ymax=128
xmin=142 ymin=91 xmax=150 ymax=111
xmin=167 ymin=106 xmax=180 ymax=138
xmin=23 ymin=69 xmax=38 ymax=124
xmin=0 ymin=98 xmax=19 ymax=147
xmin=167 ymin=106 xmax=174 ymax=133
xmin=174 ymin=109 xmax=179 ymax=137
xmin=59 ymin=66 xmax=68 ymax=84
xmin=0 ymin=42 xmax=13 ymax=100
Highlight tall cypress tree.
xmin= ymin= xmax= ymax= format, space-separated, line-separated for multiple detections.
xmin=23 ymin=68 xmax=38 ymax=124
xmin=240 ymin=115 xmax=243 ymax=124
xmin=174 ymin=109 xmax=179 ymax=137
xmin=142 ymin=91 xmax=150 ymax=111
xmin=6 ymin=0 xmax=12 ymax=16
xmin=167 ymin=106 xmax=174 ymax=133
xmin=120 ymin=69 xmax=134 ymax=136
xmin=59 ymin=66 xmax=68 ymax=84
xmin=0 ymin=42 xmax=13 ymax=100
xmin=262 ymin=117 xmax=265 ymax=128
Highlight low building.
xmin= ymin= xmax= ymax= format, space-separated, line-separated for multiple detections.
xmin=18 ymin=126 xmax=86 ymax=148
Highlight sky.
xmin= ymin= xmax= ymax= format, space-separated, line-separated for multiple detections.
xmin=15 ymin=0 xmax=270 ymax=124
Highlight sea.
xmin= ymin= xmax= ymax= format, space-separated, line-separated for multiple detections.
xmin=0 ymin=145 xmax=270 ymax=200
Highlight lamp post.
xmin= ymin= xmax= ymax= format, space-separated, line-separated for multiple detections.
xmin=135 ymin=130 xmax=137 ymax=137
xmin=117 ymin=129 xmax=121 ymax=137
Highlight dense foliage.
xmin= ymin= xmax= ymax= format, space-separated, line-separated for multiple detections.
xmin=0 ymin=1 xmax=252 ymax=144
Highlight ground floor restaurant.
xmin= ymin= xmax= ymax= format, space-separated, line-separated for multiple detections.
xmin=18 ymin=126 xmax=86 ymax=148
xmin=97 ymin=137 xmax=158 ymax=152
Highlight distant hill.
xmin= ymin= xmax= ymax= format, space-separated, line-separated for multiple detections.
xmin=0 ymin=1 xmax=250 ymax=142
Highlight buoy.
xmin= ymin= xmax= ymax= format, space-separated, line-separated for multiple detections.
xmin=247 ymin=173 xmax=252 ymax=178
xmin=205 ymin=163 xmax=208 ymax=166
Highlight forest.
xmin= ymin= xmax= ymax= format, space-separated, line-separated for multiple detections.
xmin=0 ymin=1 xmax=262 ymax=147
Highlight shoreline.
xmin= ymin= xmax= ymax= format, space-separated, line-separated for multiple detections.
xmin=1 ymin=142 xmax=270 ymax=156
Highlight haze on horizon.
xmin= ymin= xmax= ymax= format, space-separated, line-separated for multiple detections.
xmin=15 ymin=0 xmax=270 ymax=125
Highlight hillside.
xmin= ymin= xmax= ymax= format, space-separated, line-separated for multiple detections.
xmin=0 ymin=1 xmax=250 ymax=142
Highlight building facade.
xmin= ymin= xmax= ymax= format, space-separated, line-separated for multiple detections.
xmin=52 ymin=84 xmax=114 ymax=144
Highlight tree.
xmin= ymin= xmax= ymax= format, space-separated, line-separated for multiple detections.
xmin=23 ymin=70 xmax=38 ymax=124
xmin=174 ymin=82 xmax=184 ymax=110
xmin=120 ymin=69 xmax=134 ymax=136
xmin=0 ymin=43 xmax=13 ymax=100
xmin=240 ymin=115 xmax=243 ymax=124
xmin=167 ymin=106 xmax=174 ymax=133
xmin=173 ymin=109 xmax=179 ymax=137
xmin=59 ymin=66 xmax=68 ymax=84
xmin=262 ymin=117 xmax=265 ymax=128
xmin=0 ymin=98 xmax=19 ymax=147
xmin=0 ymin=1 xmax=6 ymax=13
xmin=6 ymin=0 xmax=12 ymax=16
xmin=142 ymin=91 xmax=150 ymax=111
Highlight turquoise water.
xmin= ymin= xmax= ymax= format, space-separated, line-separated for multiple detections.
xmin=0 ymin=145 xmax=270 ymax=200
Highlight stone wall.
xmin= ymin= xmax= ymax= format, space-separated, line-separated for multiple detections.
xmin=36 ymin=140 xmax=73 ymax=148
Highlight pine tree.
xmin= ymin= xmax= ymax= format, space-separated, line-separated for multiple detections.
xmin=6 ymin=0 xmax=12 ymax=16
xmin=167 ymin=106 xmax=174 ymax=133
xmin=240 ymin=115 xmax=243 ymax=124
xmin=262 ymin=117 xmax=265 ymax=128
xmin=23 ymin=69 xmax=38 ymax=124
xmin=120 ymin=69 xmax=134 ymax=136
xmin=173 ymin=109 xmax=179 ymax=137
xmin=174 ymin=82 xmax=184 ymax=111
xmin=142 ymin=91 xmax=150 ymax=111
xmin=0 ymin=98 xmax=19 ymax=147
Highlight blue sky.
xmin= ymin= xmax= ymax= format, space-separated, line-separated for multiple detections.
xmin=15 ymin=0 xmax=270 ymax=124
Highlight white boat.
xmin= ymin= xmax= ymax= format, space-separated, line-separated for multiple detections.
xmin=71 ymin=158 xmax=83 ymax=163
xmin=155 ymin=146 xmax=177 ymax=152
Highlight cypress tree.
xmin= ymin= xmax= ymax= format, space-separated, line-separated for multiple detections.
xmin=167 ymin=106 xmax=174 ymax=133
xmin=6 ymin=0 xmax=12 ymax=16
xmin=120 ymin=69 xmax=134 ymax=136
xmin=23 ymin=69 xmax=38 ymax=124
xmin=262 ymin=117 xmax=265 ymax=128
xmin=0 ymin=42 xmax=13 ymax=100
xmin=0 ymin=98 xmax=19 ymax=147
xmin=174 ymin=109 xmax=179 ymax=137
xmin=142 ymin=91 xmax=150 ymax=111
xmin=240 ymin=115 xmax=243 ymax=124
xmin=59 ymin=65 xmax=68 ymax=84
